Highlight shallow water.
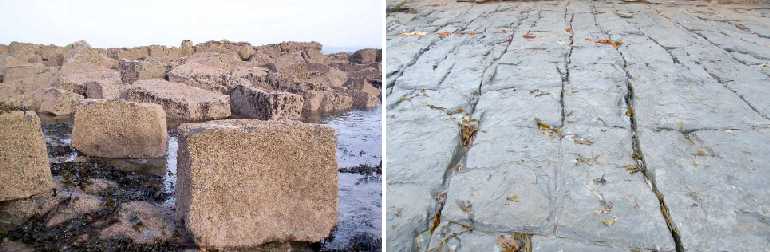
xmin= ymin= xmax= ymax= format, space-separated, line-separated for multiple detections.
xmin=19 ymin=108 xmax=382 ymax=251
xmin=308 ymin=107 xmax=382 ymax=168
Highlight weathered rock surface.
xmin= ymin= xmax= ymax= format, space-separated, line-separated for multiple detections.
xmin=303 ymin=90 xmax=353 ymax=113
xmin=271 ymin=63 xmax=348 ymax=92
xmin=0 ymin=111 xmax=54 ymax=201
xmin=640 ymin=129 xmax=770 ymax=251
xmin=99 ymin=201 xmax=175 ymax=244
xmin=72 ymin=99 xmax=167 ymax=158
xmin=230 ymin=85 xmax=303 ymax=120
xmin=250 ymin=41 xmax=328 ymax=68
xmin=387 ymin=0 xmax=770 ymax=250
xmin=124 ymin=79 xmax=231 ymax=122
xmin=194 ymin=40 xmax=255 ymax=61
xmin=55 ymin=42 xmax=120 ymax=94
xmin=350 ymin=48 xmax=382 ymax=64
xmin=350 ymin=90 xmax=380 ymax=108
xmin=119 ymin=59 xmax=168 ymax=84
xmin=39 ymin=88 xmax=83 ymax=116
xmin=167 ymin=51 xmax=268 ymax=94
xmin=46 ymin=186 xmax=103 ymax=227
xmin=1 ymin=39 xmax=381 ymax=116
xmin=85 ymin=82 xmax=122 ymax=100
xmin=176 ymin=119 xmax=337 ymax=248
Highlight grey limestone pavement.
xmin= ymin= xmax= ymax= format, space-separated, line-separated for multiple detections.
xmin=386 ymin=0 xmax=770 ymax=251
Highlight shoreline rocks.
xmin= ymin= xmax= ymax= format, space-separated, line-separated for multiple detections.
xmin=0 ymin=111 xmax=53 ymax=201
xmin=0 ymin=40 xmax=381 ymax=118
xmin=230 ymin=85 xmax=303 ymax=120
xmin=303 ymin=90 xmax=353 ymax=113
xmin=124 ymin=79 xmax=231 ymax=122
xmin=176 ymin=119 xmax=338 ymax=248
xmin=39 ymin=88 xmax=83 ymax=116
xmin=72 ymin=99 xmax=168 ymax=158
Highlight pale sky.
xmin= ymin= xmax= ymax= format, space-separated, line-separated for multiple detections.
xmin=0 ymin=0 xmax=383 ymax=52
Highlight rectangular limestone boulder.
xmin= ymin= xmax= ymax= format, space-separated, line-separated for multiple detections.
xmin=124 ymin=79 xmax=231 ymax=122
xmin=119 ymin=59 xmax=169 ymax=84
xmin=350 ymin=90 xmax=380 ymax=108
xmin=85 ymin=82 xmax=123 ymax=100
xmin=0 ymin=111 xmax=54 ymax=201
xmin=302 ymin=90 xmax=352 ymax=113
xmin=72 ymin=100 xmax=168 ymax=158
xmin=230 ymin=85 xmax=303 ymax=120
xmin=176 ymin=119 xmax=338 ymax=248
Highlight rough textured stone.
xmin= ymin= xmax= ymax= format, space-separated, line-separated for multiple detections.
xmin=384 ymin=0 xmax=770 ymax=250
xmin=166 ymin=52 xmax=243 ymax=93
xmin=194 ymin=40 xmax=255 ymax=61
xmin=119 ymin=59 xmax=170 ymax=84
xmin=56 ymin=44 xmax=120 ymax=94
xmin=386 ymin=184 xmax=434 ymax=252
xmin=72 ymin=99 xmax=167 ymax=158
xmin=99 ymin=201 xmax=175 ymax=244
xmin=641 ymin=128 xmax=770 ymax=251
xmin=230 ymin=85 xmax=303 ymax=120
xmin=119 ymin=60 xmax=141 ymax=84
xmin=272 ymin=63 xmax=348 ymax=92
xmin=85 ymin=82 xmax=122 ymax=100
xmin=0 ymin=192 xmax=57 ymax=232
xmin=350 ymin=90 xmax=380 ymax=108
xmin=176 ymin=119 xmax=337 ymax=248
xmin=39 ymin=88 xmax=83 ymax=116
xmin=1 ymin=40 xmax=379 ymax=120
xmin=0 ymin=64 xmax=58 ymax=111
xmin=46 ymin=187 xmax=103 ymax=227
xmin=302 ymin=90 xmax=353 ymax=113
xmin=350 ymin=48 xmax=382 ymax=64
xmin=0 ymin=111 xmax=53 ymax=201
xmin=4 ymin=62 xmax=50 ymax=83
xmin=250 ymin=41 xmax=327 ymax=68
xmin=124 ymin=79 xmax=231 ymax=122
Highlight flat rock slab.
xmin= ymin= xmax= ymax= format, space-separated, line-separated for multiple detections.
xmin=72 ymin=99 xmax=168 ymax=158
xmin=176 ymin=119 xmax=337 ymax=248
xmin=641 ymin=128 xmax=770 ymax=251
xmin=0 ymin=111 xmax=53 ymax=201
xmin=124 ymin=79 xmax=231 ymax=122
xmin=387 ymin=0 xmax=770 ymax=250
xmin=230 ymin=85 xmax=303 ymax=120
xmin=166 ymin=52 xmax=246 ymax=94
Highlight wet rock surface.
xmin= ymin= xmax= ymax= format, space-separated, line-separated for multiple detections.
xmin=387 ymin=0 xmax=770 ymax=251
xmin=0 ymin=106 xmax=382 ymax=251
